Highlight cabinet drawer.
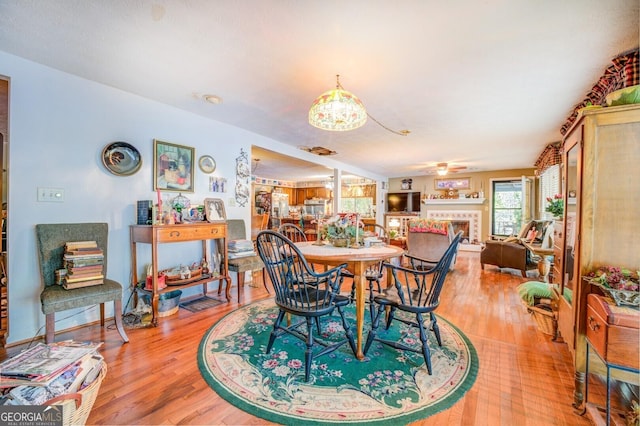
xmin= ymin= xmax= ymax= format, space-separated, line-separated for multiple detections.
xmin=586 ymin=304 xmax=608 ymax=360
xmin=156 ymin=225 xmax=225 ymax=242
xmin=586 ymin=294 xmax=640 ymax=368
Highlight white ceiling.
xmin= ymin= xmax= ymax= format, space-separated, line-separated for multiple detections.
xmin=0 ymin=1 xmax=638 ymax=181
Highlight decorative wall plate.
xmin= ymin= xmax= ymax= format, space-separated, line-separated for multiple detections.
xmin=234 ymin=149 xmax=250 ymax=207
xmin=199 ymin=155 xmax=216 ymax=174
xmin=101 ymin=142 xmax=142 ymax=176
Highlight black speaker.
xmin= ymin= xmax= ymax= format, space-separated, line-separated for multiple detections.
xmin=137 ymin=200 xmax=153 ymax=225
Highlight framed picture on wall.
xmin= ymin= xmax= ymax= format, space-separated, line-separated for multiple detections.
xmin=153 ymin=139 xmax=195 ymax=192
xmin=204 ymin=198 xmax=226 ymax=223
xmin=434 ymin=177 xmax=471 ymax=190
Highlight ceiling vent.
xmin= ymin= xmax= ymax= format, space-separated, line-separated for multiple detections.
xmin=299 ymin=146 xmax=337 ymax=156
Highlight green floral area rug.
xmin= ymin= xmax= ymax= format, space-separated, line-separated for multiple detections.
xmin=198 ymin=298 xmax=478 ymax=425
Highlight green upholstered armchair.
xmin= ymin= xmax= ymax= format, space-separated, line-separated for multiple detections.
xmin=36 ymin=223 xmax=129 ymax=344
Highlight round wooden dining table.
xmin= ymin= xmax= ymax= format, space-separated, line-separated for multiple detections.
xmin=296 ymin=241 xmax=405 ymax=359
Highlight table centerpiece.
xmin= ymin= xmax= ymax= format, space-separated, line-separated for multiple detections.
xmin=321 ymin=213 xmax=364 ymax=247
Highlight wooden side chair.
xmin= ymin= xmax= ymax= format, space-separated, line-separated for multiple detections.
xmin=364 ymin=231 xmax=462 ymax=374
xmin=277 ymin=223 xmax=307 ymax=242
xmin=251 ymin=213 xmax=270 ymax=240
xmin=36 ymin=223 xmax=129 ymax=344
xmin=363 ymin=223 xmax=389 ymax=243
xmin=255 ymin=230 xmax=356 ymax=382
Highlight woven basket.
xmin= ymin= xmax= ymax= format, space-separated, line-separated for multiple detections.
xmin=527 ymin=304 xmax=557 ymax=336
xmin=47 ymin=363 xmax=107 ymax=426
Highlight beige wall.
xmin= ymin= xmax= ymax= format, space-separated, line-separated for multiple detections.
xmin=389 ymin=168 xmax=537 ymax=241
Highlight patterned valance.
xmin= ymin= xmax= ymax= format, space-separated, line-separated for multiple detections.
xmin=534 ymin=142 xmax=562 ymax=175
xmin=560 ymin=49 xmax=639 ymax=135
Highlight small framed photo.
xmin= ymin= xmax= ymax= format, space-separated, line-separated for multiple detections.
xmin=204 ymin=198 xmax=226 ymax=222
xmin=153 ymin=139 xmax=195 ymax=192
xmin=435 ymin=177 xmax=471 ymax=190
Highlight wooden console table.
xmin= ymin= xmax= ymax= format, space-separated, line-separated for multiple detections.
xmin=130 ymin=223 xmax=231 ymax=325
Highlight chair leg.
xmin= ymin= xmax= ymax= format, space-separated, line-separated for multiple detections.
xmin=266 ymin=310 xmax=285 ymax=354
xmin=304 ymin=317 xmax=315 ymax=382
xmin=45 ymin=313 xmax=55 ymax=343
xmin=416 ymin=313 xmax=433 ymax=375
xmin=430 ymin=312 xmax=442 ymax=347
xmin=100 ymin=303 xmax=105 ymax=327
xmin=237 ymin=272 xmax=245 ymax=303
xmin=113 ymin=299 xmax=129 ymax=343
xmin=261 ymin=268 xmax=270 ymax=294
xmin=337 ymin=305 xmax=357 ymax=356
xmin=385 ymin=307 xmax=396 ymax=330
xmin=367 ymin=278 xmax=377 ymax=324
xmin=364 ymin=304 xmax=385 ymax=355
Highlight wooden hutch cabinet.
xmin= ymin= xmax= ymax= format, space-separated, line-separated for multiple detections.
xmin=553 ymin=104 xmax=640 ymax=412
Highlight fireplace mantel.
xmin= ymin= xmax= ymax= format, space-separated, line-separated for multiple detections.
xmin=422 ymin=198 xmax=486 ymax=205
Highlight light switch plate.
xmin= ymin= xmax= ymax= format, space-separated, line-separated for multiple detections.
xmin=37 ymin=187 xmax=65 ymax=202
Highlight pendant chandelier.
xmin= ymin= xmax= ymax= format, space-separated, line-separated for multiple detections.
xmin=309 ymin=75 xmax=367 ymax=131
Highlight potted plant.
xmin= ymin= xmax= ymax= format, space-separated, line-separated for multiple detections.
xmin=545 ymin=194 xmax=564 ymax=219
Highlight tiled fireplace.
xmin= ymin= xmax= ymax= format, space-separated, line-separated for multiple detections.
xmin=426 ymin=209 xmax=482 ymax=252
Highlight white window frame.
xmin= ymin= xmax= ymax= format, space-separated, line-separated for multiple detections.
xmin=539 ymin=164 xmax=561 ymax=219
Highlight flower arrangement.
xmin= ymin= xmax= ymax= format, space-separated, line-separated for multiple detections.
xmin=321 ymin=213 xmax=364 ymax=241
xmin=586 ymin=265 xmax=640 ymax=307
xmin=545 ymin=194 xmax=564 ymax=217
xmin=587 ymin=266 xmax=639 ymax=291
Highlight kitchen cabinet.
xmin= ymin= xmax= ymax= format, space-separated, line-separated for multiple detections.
xmin=553 ymin=104 xmax=640 ymax=411
xmin=280 ymin=187 xmax=294 ymax=202
xmin=315 ymin=187 xmax=331 ymax=199
xmin=294 ymin=187 xmax=331 ymax=204
xmin=130 ymin=223 xmax=231 ymax=325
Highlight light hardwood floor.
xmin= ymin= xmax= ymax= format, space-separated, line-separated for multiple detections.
xmin=4 ymin=251 xmax=610 ymax=425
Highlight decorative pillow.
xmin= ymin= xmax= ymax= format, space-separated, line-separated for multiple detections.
xmin=408 ymin=219 xmax=449 ymax=235
xmin=517 ymin=281 xmax=553 ymax=306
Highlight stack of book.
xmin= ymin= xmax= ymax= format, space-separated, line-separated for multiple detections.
xmin=227 ymin=239 xmax=256 ymax=259
xmin=63 ymin=241 xmax=104 ymax=289
xmin=0 ymin=341 xmax=104 ymax=405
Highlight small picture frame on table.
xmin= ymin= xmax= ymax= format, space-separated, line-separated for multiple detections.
xmin=204 ymin=198 xmax=226 ymax=223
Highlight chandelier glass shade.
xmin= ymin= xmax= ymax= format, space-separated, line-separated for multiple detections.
xmin=436 ymin=163 xmax=448 ymax=176
xmin=309 ymin=75 xmax=367 ymax=131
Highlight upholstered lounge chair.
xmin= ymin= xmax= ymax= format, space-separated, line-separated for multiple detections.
xmin=36 ymin=223 xmax=129 ymax=344
xmin=480 ymin=220 xmax=552 ymax=277
xmin=406 ymin=219 xmax=457 ymax=270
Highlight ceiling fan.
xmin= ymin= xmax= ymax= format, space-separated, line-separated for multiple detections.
xmin=425 ymin=162 xmax=468 ymax=176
